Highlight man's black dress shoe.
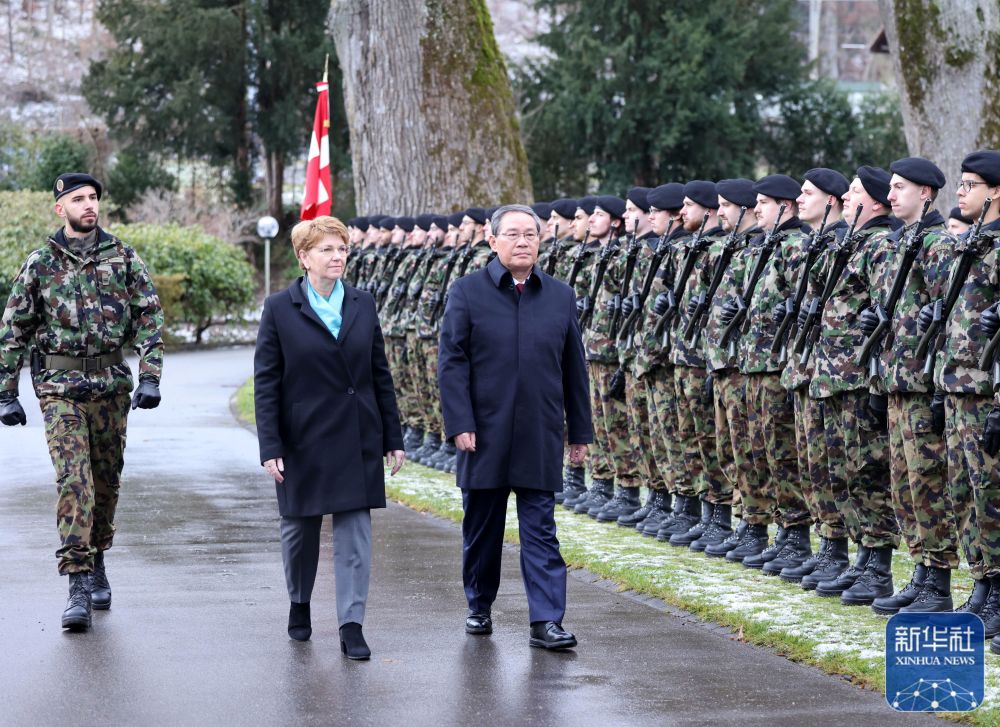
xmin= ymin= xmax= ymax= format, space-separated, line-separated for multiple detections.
xmin=339 ymin=622 xmax=371 ymax=660
xmin=288 ymin=601 xmax=311 ymax=641
xmin=529 ymin=621 xmax=577 ymax=650
xmin=466 ymin=612 xmax=492 ymax=635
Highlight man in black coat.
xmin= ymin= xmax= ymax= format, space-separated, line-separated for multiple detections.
xmin=438 ymin=204 xmax=593 ymax=650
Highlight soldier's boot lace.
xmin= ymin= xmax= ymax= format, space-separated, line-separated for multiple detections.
xmin=61 ymin=572 xmax=92 ymax=631
xmin=899 ymin=566 xmax=953 ymax=613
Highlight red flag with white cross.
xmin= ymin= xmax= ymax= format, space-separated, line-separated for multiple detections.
xmin=300 ymin=79 xmax=332 ymax=220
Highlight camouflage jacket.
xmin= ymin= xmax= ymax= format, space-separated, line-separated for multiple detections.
xmin=539 ymin=236 xmax=578 ymax=281
xmin=632 ymin=228 xmax=687 ymax=377
xmin=617 ymin=232 xmax=661 ymax=374
xmin=414 ymin=246 xmax=456 ymax=339
xmin=736 ymin=218 xmax=807 ymax=375
xmin=868 ymin=212 xmax=953 ymax=394
xmin=0 ymin=227 xmax=164 ymax=400
xmin=779 ymin=220 xmax=847 ymax=391
xmin=348 ymin=246 xmax=377 ymax=288
xmin=929 ymin=219 xmax=1000 ymax=396
xmin=400 ymin=245 xmax=445 ymax=333
xmin=563 ymin=240 xmax=601 ymax=299
xmin=372 ymin=245 xmax=405 ymax=308
xmin=583 ymin=235 xmax=628 ymax=364
xmin=380 ymin=248 xmax=421 ymax=337
xmin=670 ymin=226 xmax=725 ymax=369
xmin=702 ymin=227 xmax=757 ymax=374
xmin=809 ymin=217 xmax=894 ymax=399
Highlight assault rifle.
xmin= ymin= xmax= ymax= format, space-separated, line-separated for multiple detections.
xmin=615 ymin=221 xmax=676 ymax=349
xmin=544 ymin=222 xmax=561 ymax=276
xmin=651 ymin=212 xmax=711 ymax=345
xmin=608 ymin=219 xmax=641 ymax=337
xmin=427 ymin=245 xmax=463 ymax=327
xmin=856 ymin=200 xmax=933 ymax=375
xmin=916 ymin=197 xmax=993 ymax=382
xmin=565 ymin=228 xmax=592 ymax=290
xmin=683 ymin=206 xmax=747 ymax=347
xmin=579 ymin=223 xmax=620 ymax=330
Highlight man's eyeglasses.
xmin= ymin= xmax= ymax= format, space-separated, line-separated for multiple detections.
xmin=498 ymin=231 xmax=539 ymax=243
xmin=957 ymin=180 xmax=990 ymax=193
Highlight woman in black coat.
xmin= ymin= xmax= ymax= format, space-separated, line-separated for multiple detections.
xmin=254 ymin=216 xmax=404 ymax=659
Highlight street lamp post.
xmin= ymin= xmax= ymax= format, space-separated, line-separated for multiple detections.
xmin=256 ymin=216 xmax=280 ymax=300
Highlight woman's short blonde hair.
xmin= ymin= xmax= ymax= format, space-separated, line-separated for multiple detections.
xmin=291 ymin=216 xmax=349 ymax=271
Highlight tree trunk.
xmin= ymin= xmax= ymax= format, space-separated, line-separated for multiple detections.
xmin=328 ymin=0 xmax=532 ymax=214
xmin=264 ymin=148 xmax=284 ymax=220
xmin=877 ymin=0 xmax=1000 ymax=191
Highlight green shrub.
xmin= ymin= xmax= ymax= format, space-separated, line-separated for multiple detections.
xmin=30 ymin=135 xmax=91 ymax=192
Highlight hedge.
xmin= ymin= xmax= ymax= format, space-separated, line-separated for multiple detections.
xmin=0 ymin=191 xmax=255 ymax=341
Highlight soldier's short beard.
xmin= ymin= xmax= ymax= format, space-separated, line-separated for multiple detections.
xmin=67 ymin=212 xmax=98 ymax=234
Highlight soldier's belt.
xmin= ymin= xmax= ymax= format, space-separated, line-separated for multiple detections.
xmin=43 ymin=350 xmax=125 ymax=372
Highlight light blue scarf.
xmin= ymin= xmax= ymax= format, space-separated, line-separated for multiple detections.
xmin=306 ymin=277 xmax=345 ymax=339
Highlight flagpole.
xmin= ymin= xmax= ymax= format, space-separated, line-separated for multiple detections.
xmin=323 ymin=54 xmax=329 ymax=83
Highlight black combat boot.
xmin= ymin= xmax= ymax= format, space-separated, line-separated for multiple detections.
xmin=899 ymin=567 xmax=953 ymax=613
xmin=560 ymin=468 xmax=588 ymax=508
xmin=91 ymin=550 xmax=112 ymax=610
xmin=618 ymin=489 xmax=656 ymax=527
xmin=725 ymin=523 xmax=769 ymax=562
xmin=705 ymin=518 xmax=748 ymax=557
xmin=801 ymin=537 xmax=850 ymax=590
xmin=575 ymin=478 xmax=613 ymax=515
xmin=640 ymin=492 xmax=673 ymax=536
xmin=780 ymin=536 xmax=828 ymax=583
xmin=762 ymin=525 xmax=812 ymax=576
xmin=668 ymin=499 xmax=712 ymax=547
xmin=840 ymin=546 xmax=894 ymax=605
xmin=955 ymin=577 xmax=991 ymax=614
xmin=871 ymin=563 xmax=927 ymax=615
xmin=586 ymin=480 xmax=619 ymax=518
xmin=690 ymin=503 xmax=733 ymax=553
xmin=596 ymin=486 xmax=641 ymax=522
xmin=404 ymin=427 xmax=424 ymax=457
xmin=815 ymin=543 xmax=870 ymax=597
xmin=412 ymin=432 xmax=438 ymax=463
xmin=429 ymin=439 xmax=456 ymax=471
xmin=979 ymin=577 xmax=1000 ymax=639
xmin=742 ymin=526 xmax=787 ymax=570
xmin=657 ymin=495 xmax=699 ymax=541
xmin=61 ymin=572 xmax=92 ymax=631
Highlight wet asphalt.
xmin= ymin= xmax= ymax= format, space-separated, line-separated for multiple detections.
xmin=0 ymin=347 xmax=944 ymax=726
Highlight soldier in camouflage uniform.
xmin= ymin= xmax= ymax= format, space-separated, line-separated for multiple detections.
xmin=539 ymin=199 xmax=577 ymax=282
xmin=697 ymin=179 xmax=762 ymax=558
xmin=808 ymin=167 xmax=898 ymax=605
xmin=776 ymin=169 xmax=851 ymax=588
xmin=861 ymin=158 xmax=958 ymax=615
xmin=918 ymin=150 xmax=1000 ymax=644
xmin=0 ymin=172 xmax=163 ymax=631
xmin=344 ymin=216 xmax=369 ymax=283
xmin=660 ymin=181 xmax=727 ymax=549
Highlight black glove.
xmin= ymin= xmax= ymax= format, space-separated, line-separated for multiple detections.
xmin=918 ymin=302 xmax=936 ymax=335
xmin=704 ymin=374 xmax=714 ymax=403
xmin=985 ymin=406 xmax=1000 ymax=457
xmin=930 ymin=391 xmax=946 ymax=436
xmin=131 ymin=375 xmax=161 ymax=410
xmin=622 ymin=295 xmax=636 ymax=317
xmin=859 ymin=307 xmax=880 ymax=337
xmin=982 ymin=304 xmax=1000 ymax=339
xmin=575 ymin=296 xmax=587 ymax=317
xmin=686 ymin=297 xmax=698 ymax=317
xmin=720 ymin=299 xmax=738 ymax=327
xmin=0 ymin=394 xmax=26 ymax=426
xmin=653 ymin=292 xmax=670 ymax=316
xmin=772 ymin=302 xmax=788 ymax=327
xmin=604 ymin=298 xmax=618 ymax=314
xmin=797 ymin=298 xmax=813 ymax=328
xmin=608 ymin=367 xmax=626 ymax=401
xmin=868 ymin=393 xmax=888 ymax=432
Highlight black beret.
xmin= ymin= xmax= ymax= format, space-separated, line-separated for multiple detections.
xmin=684 ymin=180 xmax=718 ymax=209
xmin=550 ymin=198 xmax=578 ymax=219
xmin=716 ymin=178 xmax=756 ymax=209
xmin=54 ymin=172 xmax=102 ymax=201
xmin=447 ymin=211 xmax=465 ymax=228
xmin=627 ymin=186 xmax=651 ymax=213
xmin=890 ymin=157 xmax=946 ymax=190
xmin=753 ymin=174 xmax=800 ymax=202
xmin=353 ymin=216 xmax=370 ymax=232
xmin=803 ymin=168 xmax=849 ymax=199
xmin=415 ymin=214 xmax=435 ymax=232
xmin=394 ymin=216 xmax=416 ymax=233
xmin=464 ymin=207 xmax=487 ymax=225
xmin=431 ymin=215 xmax=449 ymax=231
xmin=857 ymin=165 xmax=892 ymax=206
xmin=531 ymin=202 xmax=552 ymax=220
xmin=577 ymin=196 xmax=597 ymax=215
xmin=594 ymin=195 xmax=626 ymax=220
xmin=647 ymin=183 xmax=685 ymax=211
xmin=962 ymin=150 xmax=1000 ymax=186
xmin=378 ymin=216 xmax=395 ymax=231
xmin=949 ymin=206 xmax=973 ymax=225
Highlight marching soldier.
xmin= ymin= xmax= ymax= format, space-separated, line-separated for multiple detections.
xmin=0 ymin=172 xmax=164 ymax=631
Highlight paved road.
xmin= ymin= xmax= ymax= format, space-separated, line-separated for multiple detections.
xmin=0 ymin=347 xmax=940 ymax=726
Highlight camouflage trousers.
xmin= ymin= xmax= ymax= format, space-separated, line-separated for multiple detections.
xmin=674 ymin=366 xmax=729 ymax=504
xmin=384 ymin=335 xmax=410 ymax=424
xmin=40 ymin=393 xmax=129 ymax=575
xmin=625 ymin=372 xmax=666 ymax=490
xmin=588 ymin=361 xmax=637 ymax=485
xmin=793 ymin=390 xmax=847 ymax=539
xmin=745 ymin=373 xmax=806 ymax=526
xmin=645 ymin=365 xmax=694 ymax=496
xmin=713 ymin=370 xmax=756 ymax=519
xmin=421 ymin=337 xmax=445 ymax=436
xmin=405 ymin=332 xmax=430 ymax=432
xmin=889 ymin=392 xmax=958 ymax=569
xmin=945 ymin=394 xmax=1000 ymax=579
xmin=822 ymin=390 xmax=897 ymax=549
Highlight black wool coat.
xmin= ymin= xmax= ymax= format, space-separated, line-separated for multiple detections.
xmin=254 ymin=278 xmax=403 ymax=516
xmin=438 ymin=257 xmax=593 ymax=491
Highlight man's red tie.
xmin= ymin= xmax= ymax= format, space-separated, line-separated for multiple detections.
xmin=516 ymin=283 xmax=524 ymax=294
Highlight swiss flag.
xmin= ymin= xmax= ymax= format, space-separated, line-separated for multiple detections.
xmin=300 ymin=80 xmax=332 ymax=220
